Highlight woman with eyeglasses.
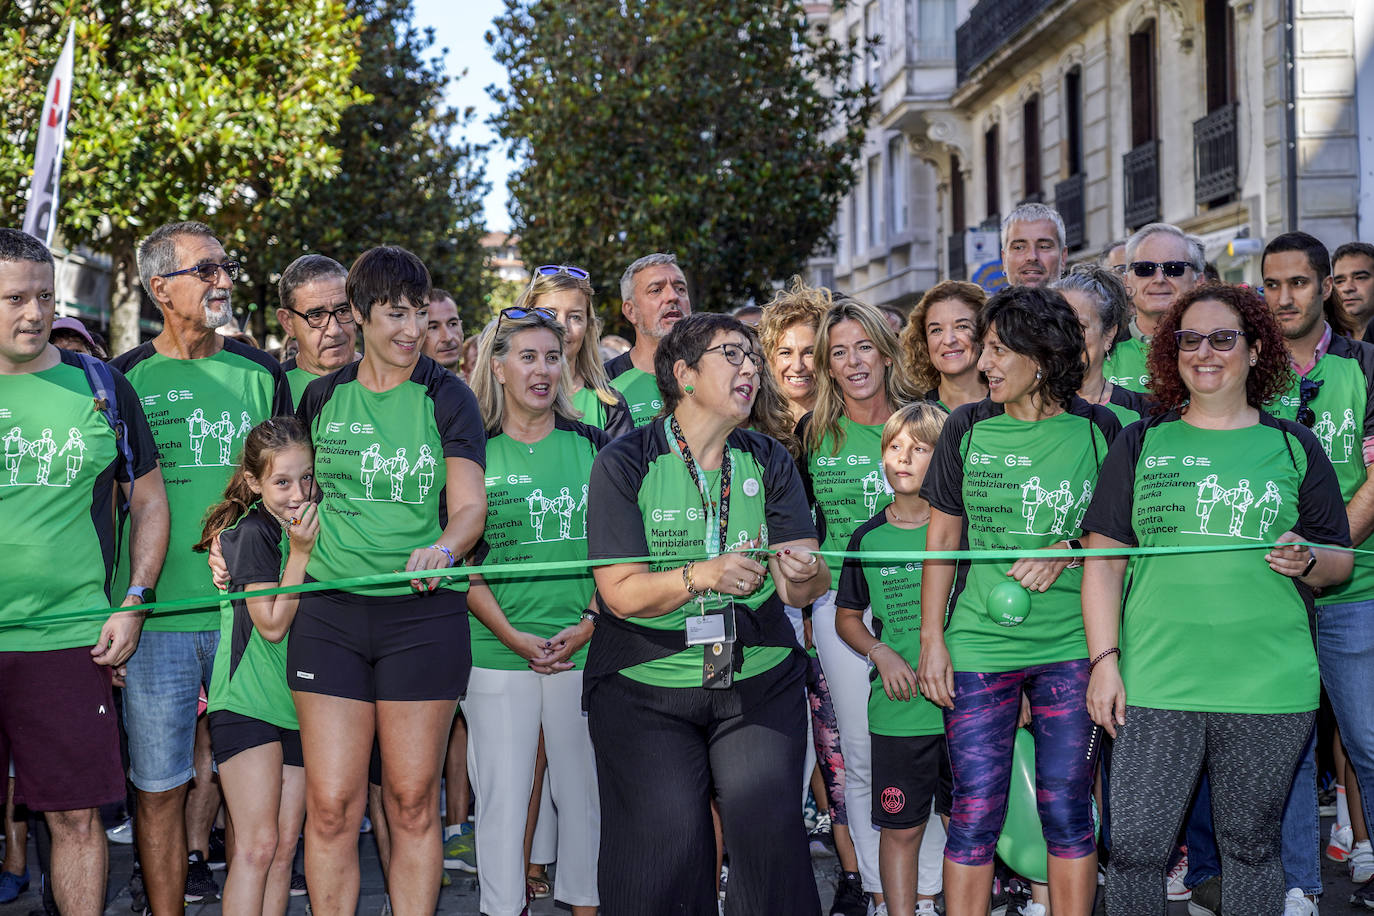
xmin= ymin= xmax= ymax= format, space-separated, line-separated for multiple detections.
xmin=1051 ymin=265 xmax=1148 ymax=425
xmin=917 ymin=286 xmax=1119 ymax=916
xmin=898 ymin=281 xmax=989 ymax=413
xmin=520 ymin=265 xmax=634 ymax=438
xmin=1080 ymin=284 xmax=1351 ymax=914
xmin=291 ymin=246 xmax=487 ymax=916
xmin=461 ymin=307 xmax=607 ymax=916
xmin=585 ymin=312 xmax=829 ymax=913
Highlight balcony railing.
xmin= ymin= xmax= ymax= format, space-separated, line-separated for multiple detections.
xmin=948 ymin=233 xmax=966 ymax=280
xmin=1054 ymin=173 xmax=1086 ymax=250
xmin=1123 ymin=141 xmax=1160 ymax=230
xmin=956 ymin=0 xmax=1059 ymax=83
xmin=1194 ymin=103 xmax=1239 ymax=206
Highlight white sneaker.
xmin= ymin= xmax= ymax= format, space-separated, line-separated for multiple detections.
xmin=915 ymin=902 xmax=937 ymax=915
xmin=1352 ymin=840 xmax=1374 ymax=883
xmin=1017 ymin=904 xmax=1047 ymax=916
xmin=867 ymin=904 xmax=888 ymax=916
xmin=1328 ymin=822 xmax=1354 ymax=862
xmin=1167 ymin=852 xmax=1192 ymax=900
xmin=105 ymin=817 xmax=134 ymax=844
xmin=1282 ymin=888 xmax=1318 ymax=916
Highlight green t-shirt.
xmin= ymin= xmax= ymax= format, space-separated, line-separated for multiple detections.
xmin=0 ymin=351 xmax=160 ymax=650
xmin=1105 ymin=385 xmax=1148 ymax=427
xmin=207 ymin=507 xmax=296 ymax=729
xmin=802 ymin=415 xmax=890 ymax=589
xmin=606 ymin=360 xmax=663 ymax=429
xmin=1269 ymin=334 xmax=1374 ymax=605
xmin=922 ymin=399 xmax=1119 ymax=672
xmin=1082 ymin=412 xmax=1349 ymax=713
xmin=297 ymin=357 xmax=485 ymax=596
xmin=285 ymin=362 xmax=316 ymax=410
xmin=471 ymin=418 xmax=608 ymax=670
xmin=1104 ymin=337 xmax=1151 ymax=393
xmin=111 ymin=340 xmax=292 ymax=631
xmin=587 ymin=423 xmax=817 ymax=687
xmin=571 ymin=385 xmax=633 ymax=438
xmin=835 ymin=514 xmax=945 ymax=737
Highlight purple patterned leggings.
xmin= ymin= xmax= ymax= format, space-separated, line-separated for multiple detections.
xmin=807 ymin=654 xmax=847 ymax=826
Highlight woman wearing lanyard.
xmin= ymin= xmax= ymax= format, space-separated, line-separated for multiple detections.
xmin=292 ymin=246 xmax=487 ymax=916
xmin=463 ymin=307 xmax=606 ymax=916
xmin=802 ymin=297 xmax=925 ymax=909
xmin=899 ymin=281 xmax=988 ymax=412
xmin=1081 ymin=284 xmax=1351 ymax=914
xmin=1051 ymin=265 xmax=1147 ymax=426
xmin=586 ymin=312 xmax=829 ymax=913
xmin=918 ymin=285 xmax=1119 ymax=916
xmin=517 ymin=264 xmax=633 ymax=438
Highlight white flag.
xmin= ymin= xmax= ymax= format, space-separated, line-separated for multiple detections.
xmin=22 ymin=24 xmax=76 ymax=247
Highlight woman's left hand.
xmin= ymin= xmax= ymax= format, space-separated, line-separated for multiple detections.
xmin=405 ymin=544 xmax=454 ymax=592
xmin=775 ymin=547 xmax=822 ymax=584
xmin=1007 ymin=543 xmax=1073 ymax=592
xmin=529 ymin=618 xmax=595 ymax=674
xmin=1266 ymin=530 xmax=1314 ymax=578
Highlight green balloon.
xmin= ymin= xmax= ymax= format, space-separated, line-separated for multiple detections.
xmin=997 ymin=728 xmax=1049 ymax=883
xmin=987 ymin=579 xmax=1032 ymax=627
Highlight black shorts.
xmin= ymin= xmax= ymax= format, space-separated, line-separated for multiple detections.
xmin=287 ymin=586 xmax=471 ymax=703
xmin=871 ymin=732 xmax=952 ymax=829
xmin=207 ymin=709 xmax=304 ymax=768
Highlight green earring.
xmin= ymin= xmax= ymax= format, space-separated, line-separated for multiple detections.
xmin=684 ymin=384 xmax=695 ymax=394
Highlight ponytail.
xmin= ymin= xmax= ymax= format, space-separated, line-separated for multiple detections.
xmin=194 ymin=416 xmax=312 ymax=552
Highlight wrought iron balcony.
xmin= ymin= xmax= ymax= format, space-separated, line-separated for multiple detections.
xmin=1123 ymin=141 xmax=1160 ymax=230
xmin=956 ymin=0 xmax=1059 ymax=83
xmin=1054 ymin=173 xmax=1086 ymax=250
xmin=1194 ymin=103 xmax=1239 ymax=206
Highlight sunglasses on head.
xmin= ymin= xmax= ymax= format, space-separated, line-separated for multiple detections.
xmin=1297 ymin=377 xmax=1324 ymax=428
xmin=534 ymin=264 xmax=590 ymax=280
xmin=1130 ymin=260 xmax=1193 ymax=279
xmin=1174 ymin=328 xmax=1243 ymax=352
xmin=496 ymin=306 xmax=557 ymax=336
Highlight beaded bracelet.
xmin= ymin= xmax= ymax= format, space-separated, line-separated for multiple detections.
xmin=683 ymin=561 xmax=704 ymax=598
xmin=428 ymin=544 xmax=457 ymax=567
xmin=1089 ymin=647 xmax=1121 ymax=670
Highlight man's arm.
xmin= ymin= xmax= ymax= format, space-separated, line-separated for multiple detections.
xmin=91 ymin=467 xmax=170 ymax=669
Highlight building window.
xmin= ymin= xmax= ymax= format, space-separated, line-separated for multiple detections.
xmin=951 ymin=154 xmax=966 ymax=233
xmin=984 ymin=124 xmax=1000 ymax=220
xmin=916 ymin=0 xmax=957 ymax=59
xmin=868 ymin=154 xmax=883 ymax=247
xmin=865 ymin=2 xmax=881 ymax=87
xmin=1064 ymin=67 xmax=1083 ymax=176
xmin=1023 ymin=95 xmax=1041 ymax=200
xmin=888 ymin=137 xmax=909 ymax=235
xmin=1130 ymin=24 xmax=1156 ymax=147
xmin=1204 ymin=0 xmax=1236 ymax=111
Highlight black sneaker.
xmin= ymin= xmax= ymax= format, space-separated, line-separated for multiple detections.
xmin=290 ymin=869 xmax=308 ymax=898
xmin=809 ymin=811 xmax=836 ymax=857
xmin=829 ymin=868 xmax=867 ymax=916
xmin=207 ymin=827 xmax=227 ymax=870
xmin=1353 ymin=874 xmax=1374 ymax=909
xmin=184 ymin=849 xmax=221 ymax=902
xmin=1186 ymin=876 xmax=1221 ymax=916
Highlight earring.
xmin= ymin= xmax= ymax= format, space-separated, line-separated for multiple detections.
xmin=1035 ymin=370 xmax=1042 ymax=380
xmin=1250 ymin=357 xmax=1257 ymax=366
xmin=684 ymin=384 xmax=694 ymax=394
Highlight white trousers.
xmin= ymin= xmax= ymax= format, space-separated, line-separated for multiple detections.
xmin=813 ymin=590 xmax=946 ymax=896
xmin=462 ymin=667 xmax=600 ymax=916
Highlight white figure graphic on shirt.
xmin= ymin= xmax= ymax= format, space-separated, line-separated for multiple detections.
xmin=1313 ymin=412 xmax=1337 ymax=457
xmin=1047 ymin=479 xmax=1075 ymax=535
xmin=1226 ymin=479 xmax=1253 ymax=536
xmin=187 ymin=409 xmax=212 ymax=466
xmin=214 ymin=411 xmax=236 ymax=465
xmin=576 ymin=484 xmax=589 ymax=538
xmin=1020 ymin=476 xmax=1048 ymax=534
xmin=1071 ymin=480 xmax=1094 ymax=532
xmin=528 ymin=488 xmax=550 ymax=541
xmin=411 ymin=444 xmax=436 ymax=500
xmin=237 ymin=411 xmax=254 ymax=441
xmin=31 ymin=428 xmax=56 ymax=486
xmin=553 ymin=486 xmax=575 ymax=539
xmin=861 ymin=468 xmax=890 ymax=517
xmin=1256 ymin=481 xmax=1283 ymax=535
xmin=1195 ymin=474 xmax=1224 ymax=534
xmin=360 ymin=443 xmax=384 ymax=499
xmin=59 ymin=428 xmax=85 ymax=485
xmin=4 ymin=426 xmax=28 ymax=484
xmin=1340 ymin=409 xmax=1357 ymax=463
xmin=387 ymin=448 xmax=410 ymax=501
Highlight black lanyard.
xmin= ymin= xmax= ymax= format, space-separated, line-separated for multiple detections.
xmin=668 ymin=414 xmax=731 ymax=557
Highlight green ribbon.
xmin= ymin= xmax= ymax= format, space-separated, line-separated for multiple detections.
xmin=8 ymin=540 xmax=1356 ymax=632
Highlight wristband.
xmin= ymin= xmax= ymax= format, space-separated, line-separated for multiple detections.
xmin=1089 ymin=647 xmax=1121 ymax=670
xmin=865 ymin=643 xmax=891 ymax=665
xmin=581 ymin=611 xmax=597 ymax=625
xmin=428 ymin=544 xmax=456 ymax=567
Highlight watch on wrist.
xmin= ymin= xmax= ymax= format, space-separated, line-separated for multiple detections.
xmin=127 ymin=586 xmax=156 ymax=605
xmin=1066 ymin=538 xmax=1084 ymax=569
xmin=1302 ymin=550 xmax=1319 ymax=579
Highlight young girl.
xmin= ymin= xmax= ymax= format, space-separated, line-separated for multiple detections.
xmin=834 ymin=402 xmax=952 ymax=916
xmin=196 ymin=417 xmax=317 ymax=916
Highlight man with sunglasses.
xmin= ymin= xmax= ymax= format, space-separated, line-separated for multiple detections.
xmin=276 ymin=254 xmax=357 ymax=407
xmin=1104 ymin=222 xmax=1206 ymax=392
xmin=1262 ymin=230 xmax=1374 ymax=912
xmin=111 ymin=221 xmax=292 ymax=916
xmin=604 ymin=253 xmax=692 ymax=426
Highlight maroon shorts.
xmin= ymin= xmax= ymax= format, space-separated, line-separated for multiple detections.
xmin=0 ymin=647 xmax=124 ymax=811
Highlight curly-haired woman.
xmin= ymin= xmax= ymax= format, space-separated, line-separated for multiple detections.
xmin=898 ymin=282 xmax=988 ymax=413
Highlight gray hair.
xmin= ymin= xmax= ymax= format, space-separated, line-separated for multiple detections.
xmin=1051 ymin=264 xmax=1131 ymax=345
xmin=279 ymin=254 xmax=348 ymax=312
xmin=1124 ymin=222 xmax=1206 ymax=272
xmin=137 ymin=221 xmax=217 ymax=296
xmin=1001 ymin=203 xmax=1066 ymax=252
xmin=1100 ymin=238 xmax=1127 ymax=262
xmin=620 ymin=252 xmax=679 ymax=303
xmin=0 ymin=228 xmax=54 ymax=267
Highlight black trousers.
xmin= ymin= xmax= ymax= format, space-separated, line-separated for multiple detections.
xmin=587 ymin=653 xmax=820 ymax=916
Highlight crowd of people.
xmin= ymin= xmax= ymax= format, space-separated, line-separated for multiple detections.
xmin=3 ymin=201 xmax=1374 ymax=916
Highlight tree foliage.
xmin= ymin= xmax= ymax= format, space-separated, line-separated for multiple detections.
xmin=0 ymin=0 xmax=368 ymax=353
xmin=488 ymin=0 xmax=875 ymax=321
xmin=232 ymin=0 xmax=491 ymax=336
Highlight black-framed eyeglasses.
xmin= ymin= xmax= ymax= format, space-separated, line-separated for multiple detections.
xmin=1297 ymin=377 xmax=1324 ymax=428
xmin=159 ymin=261 xmax=241 ymax=283
xmin=534 ymin=264 xmax=589 ymax=280
xmin=1174 ymin=328 xmax=1243 ymax=352
xmin=286 ymin=304 xmax=354 ymax=329
xmin=1130 ymin=260 xmax=1193 ymax=279
xmin=702 ymin=343 xmax=760 ymax=367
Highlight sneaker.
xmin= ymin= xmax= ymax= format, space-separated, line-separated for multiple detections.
xmin=127 ymin=861 xmax=147 ymax=913
xmin=1281 ymin=888 xmax=1318 ymax=916
xmin=207 ymin=827 xmax=227 ymax=870
xmin=1166 ymin=852 xmax=1191 ymax=901
xmin=916 ymin=902 xmax=938 ymax=915
xmin=0 ymin=869 xmax=29 ymax=904
xmin=1018 ymin=905 xmax=1046 ymax=916
xmin=442 ymin=823 xmax=476 ymax=873
xmin=1186 ymin=876 xmax=1221 ymax=916
xmin=184 ymin=849 xmax=221 ymax=902
xmin=804 ymin=791 xmax=820 ymax=832
xmin=1329 ymin=823 xmax=1355 ymax=862
xmin=1353 ymin=874 xmax=1374 ymax=908
xmin=809 ymin=811 xmax=836 ymax=857
xmin=290 ymin=869 xmax=307 ymax=897
xmin=105 ymin=817 xmax=134 ymax=845
xmin=1320 ymin=784 xmax=1339 ymax=817
xmin=829 ymin=869 xmax=867 ymax=916
xmin=1355 ymin=842 xmax=1374 ymax=884
xmin=869 ymin=904 xmax=888 ymax=916
xmin=991 ymin=877 xmax=1031 ymax=916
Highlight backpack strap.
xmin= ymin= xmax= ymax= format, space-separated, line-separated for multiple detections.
xmin=75 ymin=352 xmax=134 ymax=513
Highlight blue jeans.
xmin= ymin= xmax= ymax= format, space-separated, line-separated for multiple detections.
xmin=1185 ymin=772 xmax=1220 ymax=888
xmin=1318 ymin=598 xmax=1374 ymax=835
xmin=123 ymin=629 xmax=219 ymax=792
xmin=1279 ymin=723 xmax=1321 ymax=894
